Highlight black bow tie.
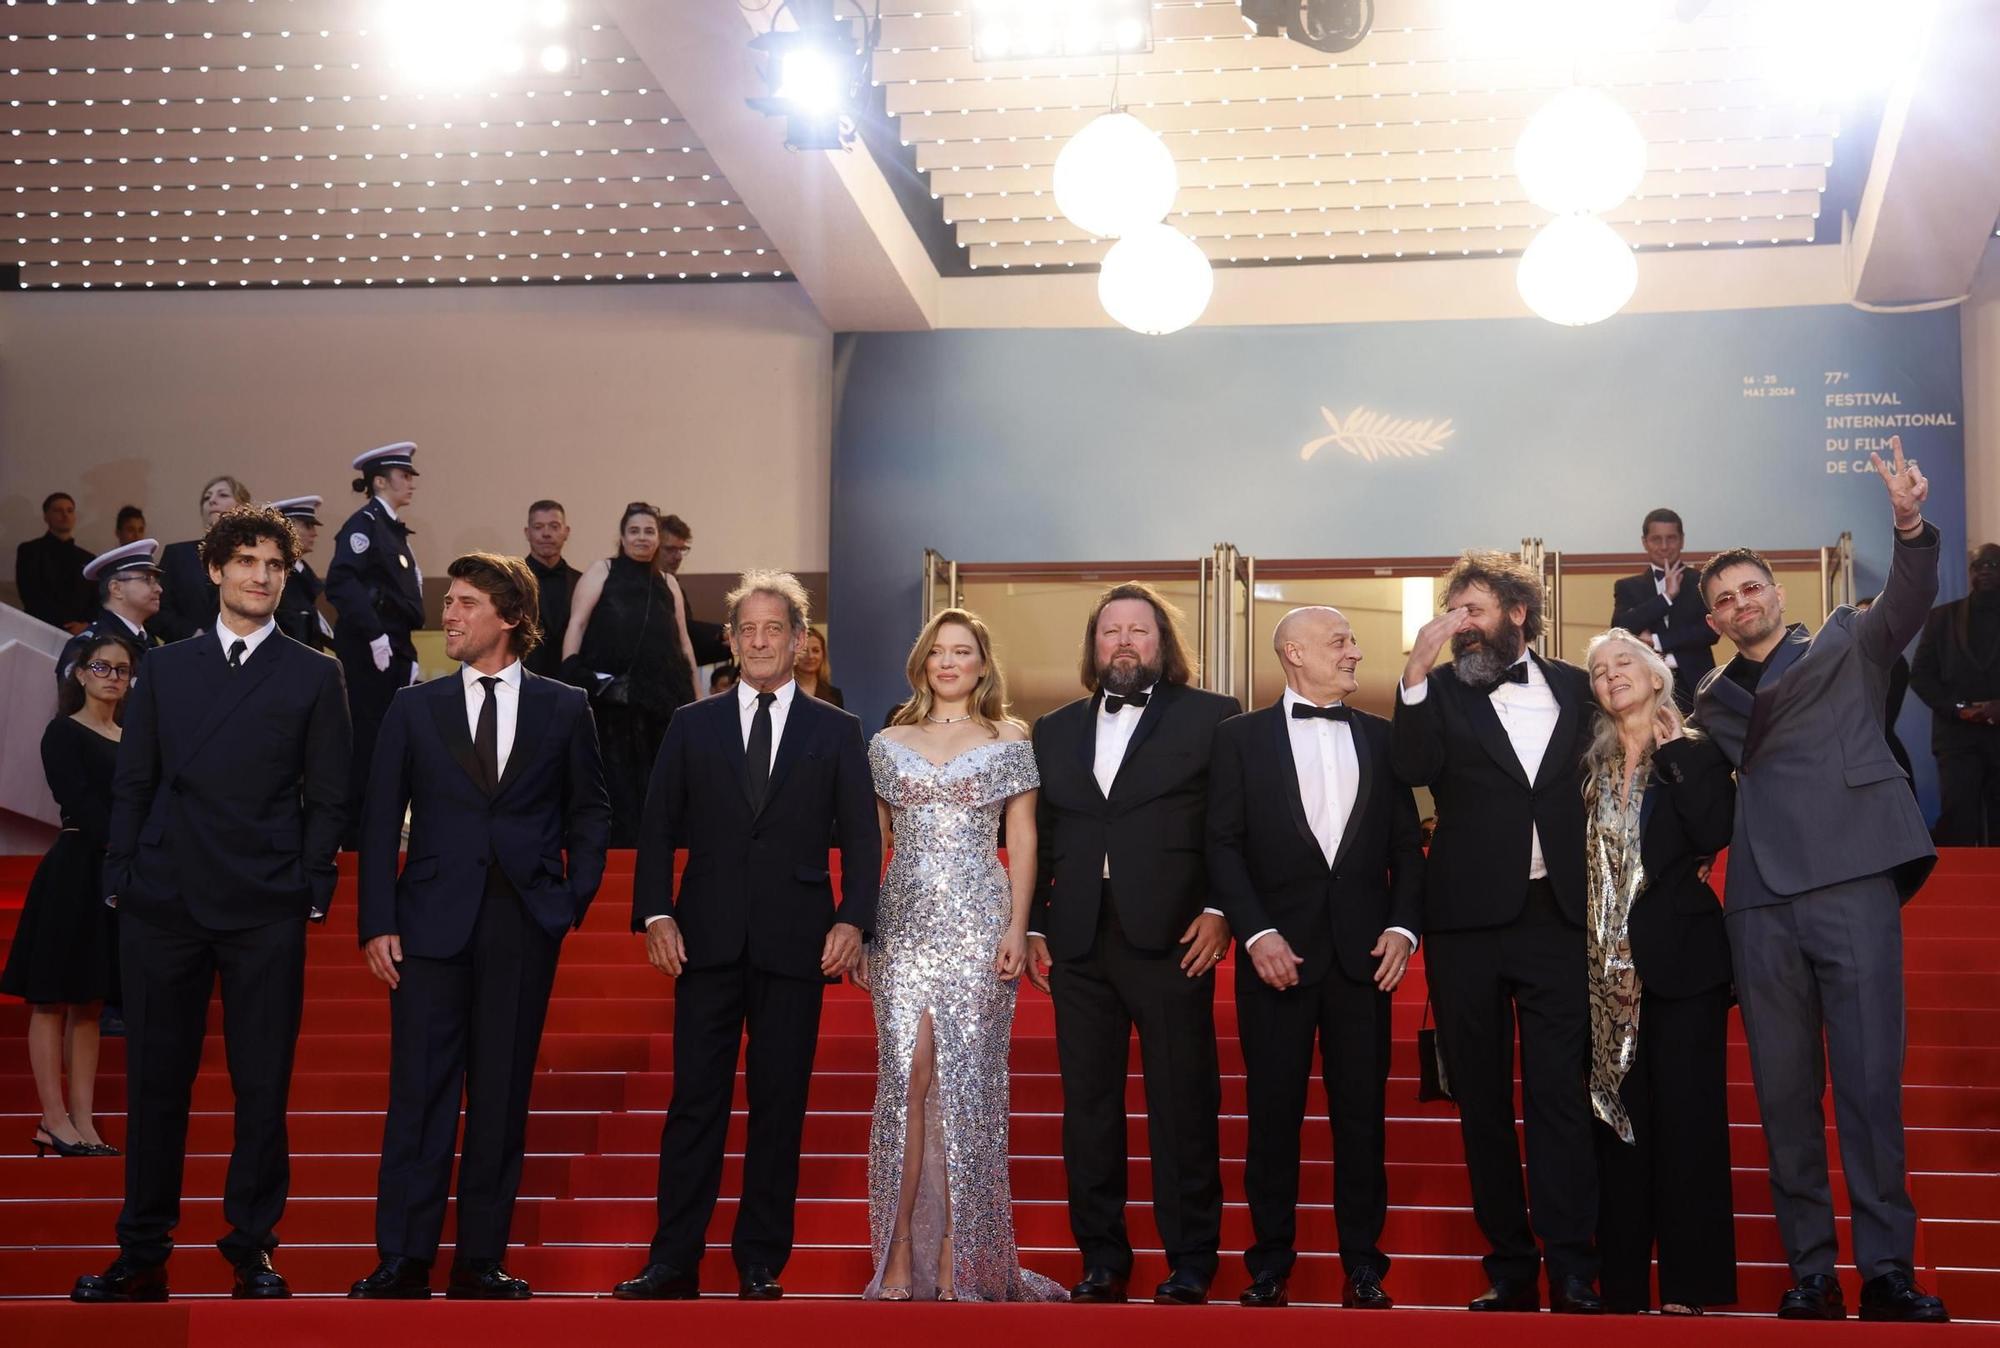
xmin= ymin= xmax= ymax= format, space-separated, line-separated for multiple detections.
xmin=1651 ymin=567 xmax=1667 ymax=580
xmin=1103 ymin=691 xmax=1151 ymax=714
xmin=1291 ymin=701 xmax=1350 ymax=721
xmin=1473 ymin=663 xmax=1532 ymax=695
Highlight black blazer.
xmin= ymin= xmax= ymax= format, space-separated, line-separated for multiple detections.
xmin=154 ymin=539 xmax=219 ymax=643
xmin=1612 ymin=570 xmax=1719 ymax=684
xmin=524 ymin=555 xmax=579 ymax=680
xmin=1030 ymin=682 xmax=1243 ymax=961
xmin=1391 ymin=653 xmax=1594 ymax=931
xmin=1626 ymin=735 xmax=1735 ymax=999
xmin=274 ymin=559 xmax=330 ymax=652
xmin=1207 ymin=702 xmax=1425 ymax=986
xmin=104 ymin=630 xmax=351 ymax=929
xmin=632 ymin=689 xmax=880 ymax=979
xmin=358 ymin=670 xmax=612 ymax=959
xmin=325 ymin=498 xmax=425 ymax=660
xmin=14 ymin=533 xmax=96 ymax=629
xmin=1909 ymin=597 xmax=2000 ymax=752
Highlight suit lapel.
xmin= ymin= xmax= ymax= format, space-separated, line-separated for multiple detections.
xmin=183 ymin=633 xmax=288 ymax=750
xmin=1531 ymin=652 xmax=1582 ymax=788
xmin=1744 ymin=624 xmax=1812 ymax=759
xmin=1268 ymin=703 xmax=1322 ymax=858
xmin=1460 ymin=675 xmax=1532 ymax=789
xmin=1107 ymin=684 xmax=1173 ymax=800
xmin=429 ymin=674 xmax=487 ymax=794
xmin=1075 ymin=696 xmax=1106 ymax=801
xmin=758 ymin=691 xmax=811 ymax=815
xmin=714 ymin=694 xmax=752 ymax=806
xmin=493 ymin=673 xmax=551 ymax=799
xmin=1328 ymin=713 xmax=1376 ymax=874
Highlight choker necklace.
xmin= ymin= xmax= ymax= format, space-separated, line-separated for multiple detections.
xmin=925 ymin=712 xmax=974 ymax=724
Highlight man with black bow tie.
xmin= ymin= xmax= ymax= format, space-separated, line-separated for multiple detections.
xmin=349 ymin=553 xmax=609 ymax=1301
xmin=1208 ymin=607 xmax=1424 ymax=1310
xmin=1025 ymin=582 xmax=1241 ymax=1306
xmin=1611 ymin=509 xmax=1718 ymax=712
xmin=73 ymin=507 xmax=350 ymax=1304
xmin=1394 ymin=552 xmax=1603 ymax=1314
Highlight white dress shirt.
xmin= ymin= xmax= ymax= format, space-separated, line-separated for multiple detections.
xmin=1650 ymin=568 xmax=1679 ymax=670
xmin=213 ymin=617 xmax=279 ymax=664
xmin=461 ymin=659 xmax=523 ymax=779
xmin=1399 ymin=650 xmax=1557 ymax=879
xmin=1244 ymin=689 xmax=1416 ymax=954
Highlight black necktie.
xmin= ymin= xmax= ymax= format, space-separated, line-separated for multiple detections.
xmin=475 ymin=675 xmax=500 ymax=790
xmin=1103 ymin=690 xmax=1151 ymax=714
xmin=1292 ymin=701 xmax=1351 ymax=721
xmin=227 ymin=639 xmax=246 ymax=672
xmin=745 ymin=690 xmax=776 ymax=808
xmin=1474 ymin=663 xmax=1532 ymax=695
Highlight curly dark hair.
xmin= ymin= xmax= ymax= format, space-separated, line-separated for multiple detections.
xmin=198 ymin=505 xmax=299 ymax=572
xmin=446 ymin=552 xmax=542 ymax=657
xmin=1699 ymin=547 xmax=1775 ymax=603
xmin=1440 ymin=550 xmax=1545 ymax=645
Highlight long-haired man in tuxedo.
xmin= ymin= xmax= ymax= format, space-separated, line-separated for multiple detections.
xmin=73 ymin=506 xmax=350 ymax=1303
xmin=1393 ymin=552 xmax=1603 ymax=1313
xmin=1026 ymin=582 xmax=1241 ymax=1305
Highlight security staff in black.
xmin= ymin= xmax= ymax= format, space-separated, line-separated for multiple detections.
xmin=57 ymin=540 xmax=167 ymax=687
xmin=326 ymin=443 xmax=425 ymax=849
xmin=269 ymin=496 xmax=333 ymax=654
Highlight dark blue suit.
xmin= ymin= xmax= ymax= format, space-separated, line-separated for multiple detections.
xmin=631 ymin=686 xmax=880 ymax=1276
xmin=326 ymin=496 xmax=424 ymax=846
xmin=102 ymin=628 xmax=351 ymax=1268
xmin=358 ymin=666 xmax=610 ymax=1266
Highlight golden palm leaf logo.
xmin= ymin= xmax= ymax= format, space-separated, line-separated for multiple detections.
xmin=1299 ymin=405 xmax=1456 ymax=463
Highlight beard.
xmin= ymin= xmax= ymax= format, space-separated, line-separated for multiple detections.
xmin=1451 ymin=618 xmax=1525 ymax=687
xmin=1097 ymin=652 xmax=1163 ymax=697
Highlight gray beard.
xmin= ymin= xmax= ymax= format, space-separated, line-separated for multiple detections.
xmin=1452 ymin=629 xmax=1524 ymax=687
xmin=1098 ymin=656 xmax=1162 ymax=697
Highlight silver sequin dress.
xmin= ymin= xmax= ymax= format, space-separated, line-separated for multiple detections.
xmin=861 ymin=735 xmax=1067 ymax=1302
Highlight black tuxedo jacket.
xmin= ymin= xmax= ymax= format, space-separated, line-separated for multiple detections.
xmin=1207 ymin=702 xmax=1425 ymax=986
xmin=14 ymin=532 xmax=95 ymax=628
xmin=632 ymin=689 xmax=880 ymax=979
xmin=1030 ymin=682 xmax=1243 ymax=961
xmin=358 ymin=670 xmax=612 ymax=958
xmin=154 ymin=539 xmax=220 ymax=642
xmin=1627 ymin=735 xmax=1735 ymax=999
xmin=1391 ymin=653 xmax=1594 ymax=931
xmin=104 ymin=630 xmax=351 ymax=929
xmin=1612 ymin=570 xmax=1719 ymax=684
xmin=1909 ymin=596 xmax=2000 ymax=752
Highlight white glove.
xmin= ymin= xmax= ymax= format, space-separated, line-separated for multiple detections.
xmin=370 ymin=633 xmax=392 ymax=672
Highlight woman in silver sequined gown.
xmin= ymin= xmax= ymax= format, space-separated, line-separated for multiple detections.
xmin=858 ymin=609 xmax=1067 ymax=1302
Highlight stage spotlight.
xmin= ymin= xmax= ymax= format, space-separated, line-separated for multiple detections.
xmin=970 ymin=0 xmax=1154 ymax=63
xmin=1239 ymin=0 xmax=1374 ymax=56
xmin=747 ymin=2 xmax=874 ymax=151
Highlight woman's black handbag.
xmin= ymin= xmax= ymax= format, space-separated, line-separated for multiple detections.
xmin=590 ymin=567 xmax=655 ymax=709
xmin=1417 ymin=996 xmax=1453 ymax=1103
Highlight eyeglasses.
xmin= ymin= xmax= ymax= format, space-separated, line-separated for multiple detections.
xmin=84 ymin=661 xmax=133 ymax=680
xmin=661 ymin=543 xmax=692 ymax=557
xmin=111 ymin=573 xmax=161 ymax=589
xmin=1708 ymin=579 xmax=1773 ymax=613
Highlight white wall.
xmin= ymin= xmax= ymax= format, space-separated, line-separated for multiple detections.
xmin=1964 ymin=237 xmax=2000 ymax=550
xmin=0 ymin=282 xmax=833 ymax=579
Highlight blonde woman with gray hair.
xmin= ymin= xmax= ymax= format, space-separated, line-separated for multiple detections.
xmin=1580 ymin=628 xmax=1737 ymax=1316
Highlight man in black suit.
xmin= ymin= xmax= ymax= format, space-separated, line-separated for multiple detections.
xmin=1208 ymin=606 xmax=1424 ymax=1310
xmin=1393 ymin=551 xmax=1602 ymax=1314
xmin=521 ymin=500 xmax=579 ymax=680
xmin=662 ymin=513 xmax=731 ymax=667
xmin=614 ymin=570 xmax=879 ymax=1302
xmin=350 ymin=553 xmax=610 ymax=1301
xmin=57 ymin=539 xmax=166 ymax=686
xmin=1611 ymin=508 xmax=1718 ymax=712
xmin=1024 ymin=582 xmax=1241 ymax=1306
xmin=15 ymin=490 xmax=96 ymax=632
xmin=1910 ymin=542 xmax=2000 ymax=845
xmin=73 ymin=506 xmax=350 ymax=1304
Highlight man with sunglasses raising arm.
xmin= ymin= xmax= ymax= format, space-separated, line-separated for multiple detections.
xmin=1694 ymin=435 xmax=1946 ymax=1324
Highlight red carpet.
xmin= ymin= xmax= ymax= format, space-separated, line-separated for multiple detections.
xmin=1 ymin=848 xmax=1996 ymax=1345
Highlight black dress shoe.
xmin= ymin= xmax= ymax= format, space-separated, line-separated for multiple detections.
xmin=1469 ymin=1277 xmax=1539 ymax=1312
xmin=738 ymin=1265 xmax=783 ymax=1300
xmin=230 ymin=1251 xmax=291 ymax=1300
xmin=349 ymin=1257 xmax=433 ymax=1299
xmin=1239 ymin=1271 xmax=1288 ymax=1307
xmin=71 ymin=1255 xmax=169 ymax=1304
xmin=613 ymin=1263 xmax=701 ymax=1300
xmin=1154 ymin=1268 xmax=1210 ymax=1305
xmin=449 ymin=1259 xmax=531 ymax=1300
xmin=1550 ymin=1274 xmax=1603 ymax=1314
xmin=1069 ymin=1266 xmax=1129 ymax=1303
xmin=1778 ymin=1273 xmax=1846 ymax=1320
xmin=1860 ymin=1270 xmax=1948 ymax=1323
xmin=1343 ymin=1268 xmax=1393 ymax=1309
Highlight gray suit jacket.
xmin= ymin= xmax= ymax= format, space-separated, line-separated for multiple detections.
xmin=1695 ymin=526 xmax=1940 ymax=909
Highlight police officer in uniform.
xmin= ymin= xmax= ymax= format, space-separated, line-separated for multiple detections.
xmin=269 ymin=497 xmax=334 ymax=653
xmin=58 ymin=541 xmax=167 ymax=685
xmin=326 ymin=444 xmax=424 ymax=848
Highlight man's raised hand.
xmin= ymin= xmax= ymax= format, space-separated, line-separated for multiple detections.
xmin=1870 ymin=434 xmax=1928 ymax=534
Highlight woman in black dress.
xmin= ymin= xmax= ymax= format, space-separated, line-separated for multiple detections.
xmin=561 ymin=503 xmax=698 ymax=846
xmin=154 ymin=473 xmax=248 ymax=640
xmin=2 ymin=632 xmax=141 ymax=1157
xmin=794 ymin=625 xmax=844 ymax=708
xmin=1581 ymin=629 xmax=1737 ymax=1315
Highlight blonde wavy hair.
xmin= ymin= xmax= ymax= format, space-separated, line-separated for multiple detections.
xmin=1580 ymin=627 xmax=1698 ymax=810
xmin=888 ymin=607 xmax=1023 ymax=735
